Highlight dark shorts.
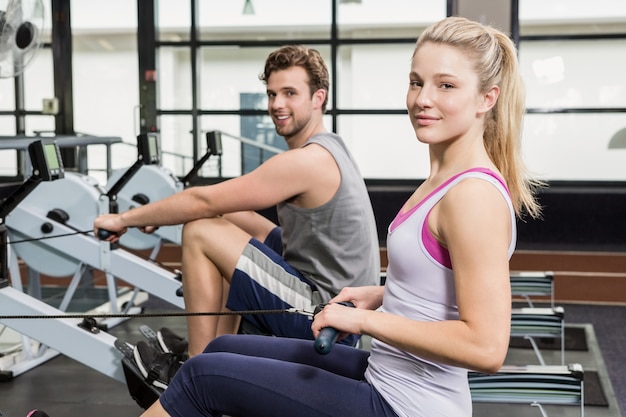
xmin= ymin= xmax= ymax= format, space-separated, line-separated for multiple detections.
xmin=227 ymin=227 xmax=357 ymax=346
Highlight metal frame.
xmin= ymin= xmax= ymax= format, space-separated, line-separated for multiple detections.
xmin=511 ymin=271 xmax=555 ymax=309
xmin=469 ymin=363 xmax=584 ymax=417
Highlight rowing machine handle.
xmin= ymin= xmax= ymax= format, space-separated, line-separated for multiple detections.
xmin=97 ymin=229 xmax=115 ymax=240
xmin=314 ymin=301 xmax=355 ymax=355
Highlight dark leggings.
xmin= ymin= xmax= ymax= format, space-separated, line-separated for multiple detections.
xmin=159 ymin=334 xmax=399 ymax=417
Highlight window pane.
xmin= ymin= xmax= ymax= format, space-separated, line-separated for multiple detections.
xmin=158 ymin=47 xmax=192 ymax=110
xmin=0 ymin=78 xmax=15 ymax=111
xmin=336 ymin=114 xmax=426 ymax=179
xmin=159 ymin=115 xmax=194 ymax=177
xmin=24 ymin=48 xmax=54 ymax=111
xmin=72 ymin=32 xmax=138 ymax=142
xmin=337 ymin=0 xmax=445 ymax=39
xmin=520 ymin=0 xmax=626 ymax=35
xmin=0 ymin=117 xmax=15 ymax=134
xmin=337 ymin=43 xmax=414 ymax=109
xmin=522 ymin=113 xmax=626 ymax=181
xmin=23 ymin=115 xmax=55 ymax=137
xmin=201 ymin=114 xmax=244 ymax=178
xmin=70 ymin=0 xmax=137 ymax=31
xmin=521 ymin=40 xmax=626 ymax=108
xmin=41 ymin=0 xmax=52 ymax=44
xmin=158 ymin=0 xmax=191 ymax=42
xmin=199 ymin=47 xmax=271 ymax=111
xmin=0 ymin=148 xmax=19 ymax=176
xmin=200 ymin=114 xmax=286 ymax=177
xmin=198 ymin=0 xmax=331 ymax=41
xmin=71 ymin=0 xmax=138 ymax=148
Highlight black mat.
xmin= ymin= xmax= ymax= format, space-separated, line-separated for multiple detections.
xmin=584 ymin=370 xmax=609 ymax=407
xmin=509 ymin=326 xmax=588 ymax=351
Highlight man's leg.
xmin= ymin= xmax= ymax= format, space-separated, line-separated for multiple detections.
xmin=222 ymin=211 xmax=277 ymax=241
xmin=225 ymin=238 xmax=322 ymax=340
xmin=181 ymin=212 xmax=275 ymax=356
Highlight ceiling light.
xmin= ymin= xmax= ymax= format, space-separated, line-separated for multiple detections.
xmin=243 ymin=0 xmax=254 ymax=15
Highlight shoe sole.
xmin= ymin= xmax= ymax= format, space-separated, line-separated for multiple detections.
xmin=156 ymin=331 xmax=173 ymax=354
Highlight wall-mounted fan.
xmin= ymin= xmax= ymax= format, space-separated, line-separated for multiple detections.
xmin=0 ymin=0 xmax=44 ymax=79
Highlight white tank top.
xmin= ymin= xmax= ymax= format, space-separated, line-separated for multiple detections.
xmin=364 ymin=168 xmax=516 ymax=417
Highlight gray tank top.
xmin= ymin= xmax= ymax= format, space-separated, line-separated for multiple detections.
xmin=277 ymin=133 xmax=380 ymax=300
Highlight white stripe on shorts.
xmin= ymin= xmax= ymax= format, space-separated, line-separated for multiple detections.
xmin=236 ymin=244 xmax=319 ymax=312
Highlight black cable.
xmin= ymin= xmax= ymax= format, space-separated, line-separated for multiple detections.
xmin=6 ymin=229 xmax=95 ymax=244
xmin=0 ymin=309 xmax=298 ymax=320
xmin=2 ymin=228 xmax=180 ymax=275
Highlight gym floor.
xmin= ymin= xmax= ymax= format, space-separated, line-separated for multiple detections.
xmin=0 ymin=295 xmax=624 ymax=417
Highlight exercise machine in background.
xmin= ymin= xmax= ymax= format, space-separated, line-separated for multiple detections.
xmin=0 ymin=140 xmax=126 ymax=381
xmin=4 ymin=133 xmax=184 ymax=315
xmin=104 ymin=131 xmax=223 ymax=254
xmin=0 ymin=136 xmax=185 ymax=381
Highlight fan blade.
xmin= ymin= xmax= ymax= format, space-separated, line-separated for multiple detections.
xmin=0 ymin=0 xmax=44 ymax=79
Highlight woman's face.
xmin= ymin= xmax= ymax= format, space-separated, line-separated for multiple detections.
xmin=406 ymin=42 xmax=488 ymax=146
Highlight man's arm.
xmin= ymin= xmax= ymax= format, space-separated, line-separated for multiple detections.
xmin=94 ymin=143 xmax=339 ymax=238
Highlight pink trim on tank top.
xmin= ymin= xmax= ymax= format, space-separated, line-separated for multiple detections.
xmin=390 ymin=168 xmax=508 ymax=268
xmin=421 ymin=219 xmax=452 ymax=268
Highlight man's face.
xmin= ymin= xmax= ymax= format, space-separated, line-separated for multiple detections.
xmin=265 ymin=66 xmax=315 ymax=141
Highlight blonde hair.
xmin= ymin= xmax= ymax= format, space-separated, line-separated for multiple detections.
xmin=414 ymin=16 xmax=543 ymax=219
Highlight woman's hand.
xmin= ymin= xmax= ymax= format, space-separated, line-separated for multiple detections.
xmin=329 ymin=285 xmax=384 ymax=311
xmin=311 ymin=302 xmax=368 ymax=341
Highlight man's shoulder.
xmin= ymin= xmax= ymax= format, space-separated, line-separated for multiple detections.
xmin=308 ymin=132 xmax=342 ymax=143
xmin=306 ymin=132 xmax=347 ymax=154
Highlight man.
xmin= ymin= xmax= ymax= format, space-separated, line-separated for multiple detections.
xmin=95 ymin=45 xmax=379 ymax=368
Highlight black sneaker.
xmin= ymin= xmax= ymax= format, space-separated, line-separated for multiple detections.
xmin=139 ymin=325 xmax=188 ymax=361
xmin=133 ymin=341 xmax=183 ymax=390
xmin=157 ymin=327 xmax=189 ymax=359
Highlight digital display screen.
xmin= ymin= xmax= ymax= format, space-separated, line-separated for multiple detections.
xmin=136 ymin=133 xmax=160 ymax=164
xmin=148 ymin=134 xmax=158 ymax=158
xmin=45 ymin=143 xmax=60 ymax=170
xmin=27 ymin=140 xmax=64 ymax=181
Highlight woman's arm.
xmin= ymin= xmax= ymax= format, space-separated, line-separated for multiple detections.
xmin=314 ymin=179 xmax=512 ymax=374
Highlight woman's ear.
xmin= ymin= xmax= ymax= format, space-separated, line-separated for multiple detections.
xmin=479 ymin=85 xmax=500 ymax=113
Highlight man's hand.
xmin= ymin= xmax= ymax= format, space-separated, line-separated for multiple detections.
xmin=94 ymin=213 xmax=128 ymax=243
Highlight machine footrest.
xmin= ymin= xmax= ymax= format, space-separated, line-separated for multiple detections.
xmin=120 ymin=356 xmax=163 ymax=410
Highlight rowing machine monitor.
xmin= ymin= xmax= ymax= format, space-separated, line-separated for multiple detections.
xmin=181 ymin=131 xmax=223 ymax=186
xmin=137 ymin=132 xmax=160 ymax=165
xmin=0 ymin=140 xmax=65 ymax=220
xmin=28 ymin=139 xmax=65 ymax=181
xmin=1 ymin=140 xmax=65 ymax=286
xmin=105 ymin=133 xmax=163 ymax=213
xmin=206 ymin=130 xmax=223 ymax=157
